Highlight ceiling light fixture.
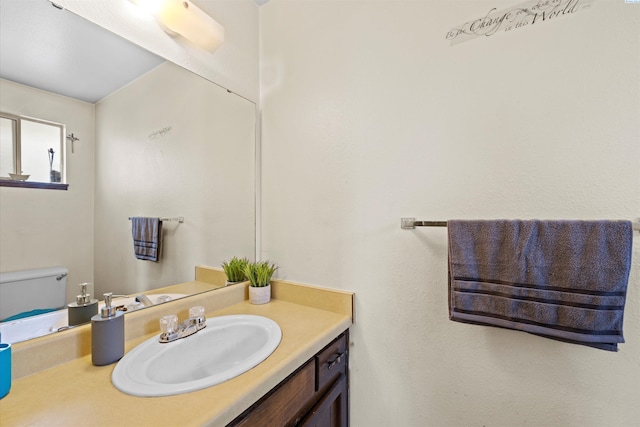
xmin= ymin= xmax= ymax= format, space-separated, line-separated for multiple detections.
xmin=130 ymin=0 xmax=224 ymax=52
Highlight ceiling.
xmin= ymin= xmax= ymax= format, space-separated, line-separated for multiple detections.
xmin=0 ymin=0 xmax=165 ymax=103
xmin=0 ymin=0 xmax=270 ymax=104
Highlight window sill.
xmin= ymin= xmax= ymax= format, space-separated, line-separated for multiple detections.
xmin=0 ymin=180 xmax=68 ymax=190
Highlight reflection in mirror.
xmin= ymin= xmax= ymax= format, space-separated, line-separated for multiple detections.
xmin=0 ymin=1 xmax=256 ymax=344
xmin=0 ymin=113 xmax=66 ymax=183
xmin=0 ymin=115 xmax=17 ymax=178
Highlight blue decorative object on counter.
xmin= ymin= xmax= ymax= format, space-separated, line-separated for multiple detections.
xmin=0 ymin=342 xmax=11 ymax=399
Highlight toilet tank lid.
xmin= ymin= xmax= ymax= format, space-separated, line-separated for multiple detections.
xmin=0 ymin=267 xmax=68 ymax=284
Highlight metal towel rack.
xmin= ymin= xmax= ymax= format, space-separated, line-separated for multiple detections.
xmin=129 ymin=216 xmax=185 ymax=223
xmin=401 ymin=219 xmax=447 ymax=229
xmin=401 ymin=217 xmax=640 ymax=231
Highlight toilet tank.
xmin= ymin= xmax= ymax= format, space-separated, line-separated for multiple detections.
xmin=0 ymin=267 xmax=68 ymax=322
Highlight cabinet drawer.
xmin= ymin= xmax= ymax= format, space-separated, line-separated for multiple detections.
xmin=315 ymin=333 xmax=347 ymax=392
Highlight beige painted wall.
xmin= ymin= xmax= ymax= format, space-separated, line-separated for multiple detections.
xmin=260 ymin=1 xmax=640 ymax=426
xmin=0 ymin=79 xmax=95 ymax=304
xmin=93 ymin=61 xmax=255 ymax=297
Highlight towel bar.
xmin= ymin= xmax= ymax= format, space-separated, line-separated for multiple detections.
xmin=129 ymin=217 xmax=184 ymax=223
xmin=401 ymin=217 xmax=640 ymax=231
xmin=401 ymin=218 xmax=447 ymax=229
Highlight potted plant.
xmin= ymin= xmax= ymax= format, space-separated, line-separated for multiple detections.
xmin=243 ymin=261 xmax=277 ymax=304
xmin=221 ymin=257 xmax=249 ymax=285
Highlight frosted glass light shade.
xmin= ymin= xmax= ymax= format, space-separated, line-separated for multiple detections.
xmin=131 ymin=0 xmax=224 ymax=52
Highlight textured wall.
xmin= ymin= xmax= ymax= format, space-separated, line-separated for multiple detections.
xmin=260 ymin=1 xmax=640 ymax=425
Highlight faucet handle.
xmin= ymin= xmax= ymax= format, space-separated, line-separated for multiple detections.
xmin=189 ymin=306 xmax=205 ymax=319
xmin=160 ymin=314 xmax=179 ymax=335
xmin=189 ymin=306 xmax=206 ymax=330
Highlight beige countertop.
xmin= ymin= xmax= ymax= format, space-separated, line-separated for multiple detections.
xmin=0 ymin=269 xmax=354 ymax=427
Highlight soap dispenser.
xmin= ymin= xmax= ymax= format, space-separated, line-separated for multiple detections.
xmin=91 ymin=293 xmax=124 ymax=366
xmin=67 ymin=283 xmax=99 ymax=327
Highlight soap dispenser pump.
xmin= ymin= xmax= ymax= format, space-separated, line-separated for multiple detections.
xmin=67 ymin=283 xmax=99 ymax=326
xmin=91 ymin=293 xmax=124 ymax=366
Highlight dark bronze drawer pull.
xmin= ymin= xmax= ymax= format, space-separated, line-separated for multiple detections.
xmin=327 ymin=352 xmax=345 ymax=370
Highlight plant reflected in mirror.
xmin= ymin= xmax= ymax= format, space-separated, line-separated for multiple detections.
xmin=222 ymin=257 xmax=250 ymax=283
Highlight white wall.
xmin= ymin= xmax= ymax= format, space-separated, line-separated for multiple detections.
xmin=94 ymin=62 xmax=255 ymax=297
xmin=260 ymin=1 xmax=640 ymax=426
xmin=0 ymin=79 xmax=95 ymax=304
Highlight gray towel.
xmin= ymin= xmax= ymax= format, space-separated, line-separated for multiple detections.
xmin=131 ymin=217 xmax=162 ymax=262
xmin=448 ymin=220 xmax=633 ymax=351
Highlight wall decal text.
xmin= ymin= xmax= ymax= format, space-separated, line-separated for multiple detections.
xmin=147 ymin=126 xmax=173 ymax=142
xmin=446 ymin=0 xmax=594 ymax=45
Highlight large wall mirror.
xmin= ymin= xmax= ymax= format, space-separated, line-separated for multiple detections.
xmin=0 ymin=0 xmax=256 ymax=343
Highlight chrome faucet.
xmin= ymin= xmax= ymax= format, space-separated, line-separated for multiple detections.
xmin=135 ymin=294 xmax=154 ymax=307
xmin=159 ymin=306 xmax=206 ymax=343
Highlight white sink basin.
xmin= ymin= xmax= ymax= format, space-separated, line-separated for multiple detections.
xmin=112 ymin=314 xmax=282 ymax=397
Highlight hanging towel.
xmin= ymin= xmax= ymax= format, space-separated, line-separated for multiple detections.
xmin=448 ymin=220 xmax=633 ymax=351
xmin=131 ymin=217 xmax=162 ymax=262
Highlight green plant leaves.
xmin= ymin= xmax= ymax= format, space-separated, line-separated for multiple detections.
xmin=243 ymin=261 xmax=277 ymax=287
xmin=221 ymin=257 xmax=250 ymax=282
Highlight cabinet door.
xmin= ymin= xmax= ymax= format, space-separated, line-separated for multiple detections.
xmin=230 ymin=361 xmax=316 ymax=427
xmin=299 ymin=374 xmax=348 ymax=427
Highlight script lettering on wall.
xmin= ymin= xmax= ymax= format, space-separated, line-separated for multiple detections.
xmin=446 ymin=0 xmax=594 ymax=45
xmin=147 ymin=126 xmax=173 ymax=142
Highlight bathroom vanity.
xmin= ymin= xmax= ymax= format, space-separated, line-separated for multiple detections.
xmin=231 ymin=331 xmax=349 ymax=426
xmin=0 ymin=267 xmax=353 ymax=426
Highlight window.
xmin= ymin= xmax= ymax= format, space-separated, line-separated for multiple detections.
xmin=0 ymin=112 xmax=67 ymax=190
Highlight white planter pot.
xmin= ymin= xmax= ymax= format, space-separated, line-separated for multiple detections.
xmin=249 ymin=284 xmax=271 ymax=305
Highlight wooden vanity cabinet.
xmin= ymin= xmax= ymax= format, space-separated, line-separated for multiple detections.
xmin=298 ymin=373 xmax=347 ymax=427
xmin=229 ymin=330 xmax=349 ymax=427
